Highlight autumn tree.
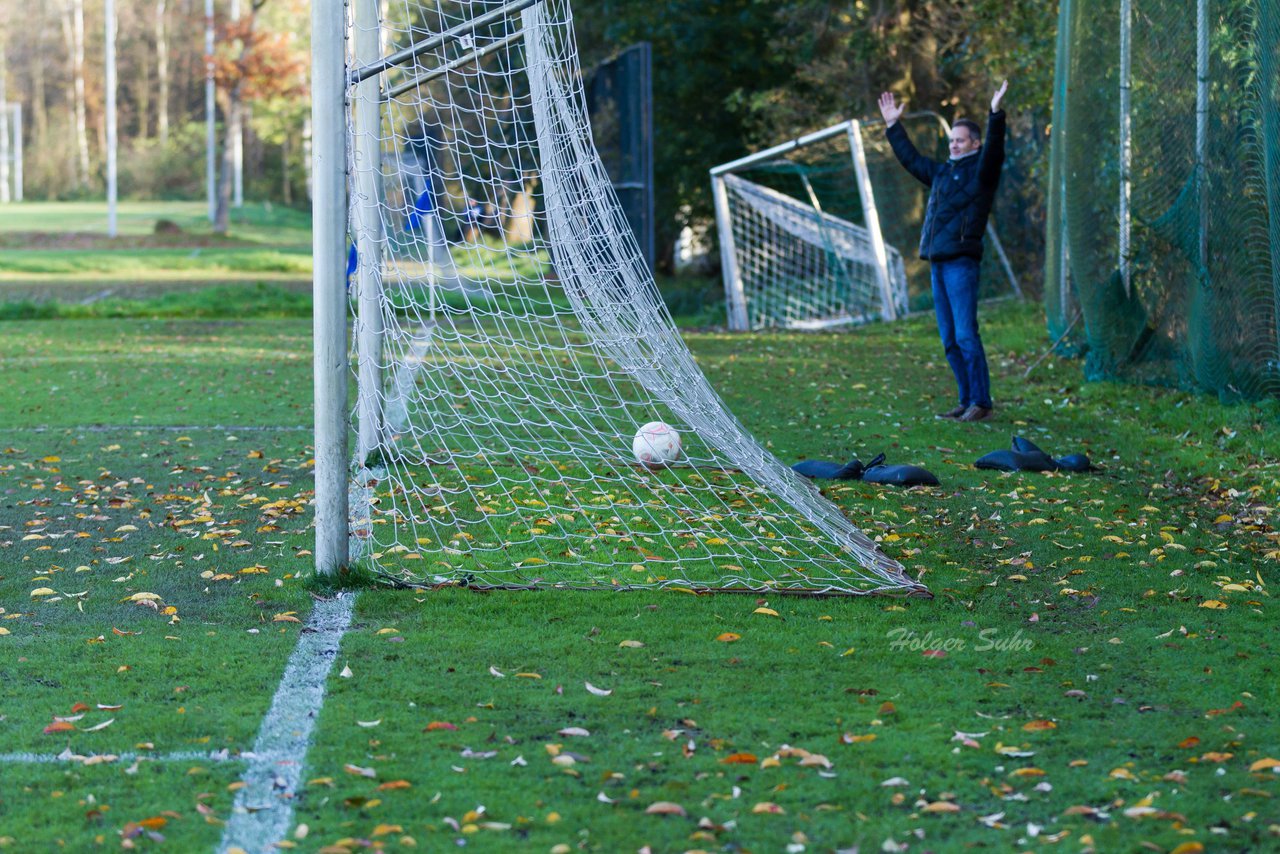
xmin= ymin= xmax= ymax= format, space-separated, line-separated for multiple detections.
xmin=211 ymin=0 xmax=306 ymax=233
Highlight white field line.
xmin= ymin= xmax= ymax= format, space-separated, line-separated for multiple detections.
xmin=2 ymin=424 xmax=310 ymax=434
xmin=0 ymin=749 xmax=240 ymax=765
xmin=217 ymin=593 xmax=357 ymax=854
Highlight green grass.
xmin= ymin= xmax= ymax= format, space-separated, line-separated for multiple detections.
xmin=0 ymin=200 xmax=311 ymax=245
xmin=2 ymin=292 xmax=1279 ymax=850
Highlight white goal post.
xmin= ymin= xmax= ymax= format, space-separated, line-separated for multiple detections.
xmin=713 ymin=113 xmax=1021 ymax=332
xmin=311 ymin=0 xmax=929 ymax=597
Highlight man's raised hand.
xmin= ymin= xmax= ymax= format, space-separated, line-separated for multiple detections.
xmin=878 ymin=91 xmax=905 ymax=127
xmin=991 ymin=80 xmax=1009 ymax=113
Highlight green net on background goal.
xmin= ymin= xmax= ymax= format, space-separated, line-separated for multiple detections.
xmin=1045 ymin=0 xmax=1279 ymax=400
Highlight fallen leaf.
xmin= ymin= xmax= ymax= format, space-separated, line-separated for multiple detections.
xmin=618 ymin=640 xmax=645 ymax=648
xmin=799 ymin=754 xmax=832 ymax=768
xmin=424 ymin=722 xmax=457 ymax=731
xmin=1023 ymin=720 xmax=1057 ymax=732
xmin=720 ymin=753 xmax=758 ymax=765
xmin=376 ymin=780 xmax=412 ymax=790
xmin=753 ymin=607 xmax=779 ymax=617
xmin=1248 ymin=758 xmax=1280 ymax=772
xmin=644 ymin=801 xmax=686 ymax=816
xmin=922 ymin=801 xmax=961 ymax=813
xmin=716 ymin=632 xmax=740 ymax=642
xmin=43 ymin=721 xmax=76 ymax=734
xmin=343 ymin=764 xmax=377 ymax=778
xmin=557 ymin=727 xmax=590 ymax=737
xmin=751 ymin=802 xmax=785 ymax=814
xmin=584 ymin=682 xmax=612 ymax=697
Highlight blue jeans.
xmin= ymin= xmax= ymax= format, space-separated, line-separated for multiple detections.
xmin=931 ymin=257 xmax=992 ymax=409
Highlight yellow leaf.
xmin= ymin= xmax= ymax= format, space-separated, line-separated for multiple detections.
xmin=30 ymin=587 xmax=56 ymax=597
xmin=751 ymin=802 xmax=785 ymax=814
xmin=1010 ymin=767 xmax=1046 ymax=777
xmin=1199 ymin=600 xmax=1227 ymax=609
xmin=753 ymin=607 xmax=779 ymax=617
xmin=0 ymin=627 xmax=9 ymax=635
xmin=124 ymin=592 xmax=163 ymax=602
xmin=1170 ymin=844 xmax=1206 ymax=854
xmin=921 ymin=801 xmax=961 ymax=813
xmin=372 ymin=824 xmax=403 ymax=836
xmin=618 ymin=640 xmax=645 ymax=648
xmin=1248 ymin=758 xmax=1280 ymax=772
xmin=716 ymin=632 xmax=740 ymax=642
xmin=273 ymin=613 xmax=302 ymax=623
xmin=1023 ymin=720 xmax=1057 ymax=731
xmin=705 ymin=537 xmax=728 ymax=546
xmin=1109 ymin=767 xmax=1137 ymax=780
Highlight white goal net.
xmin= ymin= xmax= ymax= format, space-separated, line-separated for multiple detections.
xmin=333 ymin=0 xmax=927 ymax=596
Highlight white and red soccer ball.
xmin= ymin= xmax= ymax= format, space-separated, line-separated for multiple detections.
xmin=632 ymin=421 xmax=682 ymax=466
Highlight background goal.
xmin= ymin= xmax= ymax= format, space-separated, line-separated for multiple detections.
xmin=713 ymin=113 xmax=1020 ymax=332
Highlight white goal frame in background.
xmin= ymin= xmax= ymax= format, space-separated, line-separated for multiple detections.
xmin=712 ymin=112 xmax=1020 ymax=332
xmin=0 ymin=102 xmax=22 ymax=204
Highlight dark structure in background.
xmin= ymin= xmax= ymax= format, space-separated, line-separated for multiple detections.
xmin=586 ymin=42 xmax=655 ymax=273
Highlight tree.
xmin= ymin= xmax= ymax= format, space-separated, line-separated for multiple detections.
xmin=211 ymin=0 xmax=306 ymax=232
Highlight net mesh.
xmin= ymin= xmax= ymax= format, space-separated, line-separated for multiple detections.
xmin=717 ymin=115 xmax=1017 ymax=330
xmin=1045 ymin=0 xmax=1280 ymax=400
xmin=345 ymin=0 xmax=926 ymax=596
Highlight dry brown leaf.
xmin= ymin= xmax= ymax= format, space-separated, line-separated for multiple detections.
xmin=644 ymin=801 xmax=686 ymax=816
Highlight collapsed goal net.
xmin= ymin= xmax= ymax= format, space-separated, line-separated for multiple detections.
xmin=320 ymin=0 xmax=927 ymax=596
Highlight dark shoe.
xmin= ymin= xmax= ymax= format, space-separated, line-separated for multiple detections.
xmin=936 ymin=404 xmax=967 ymax=420
xmin=959 ymin=405 xmax=994 ymax=423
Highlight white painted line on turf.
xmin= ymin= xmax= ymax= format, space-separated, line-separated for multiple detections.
xmin=4 ymin=424 xmax=311 ymax=434
xmin=217 ymin=593 xmax=356 ymax=854
xmin=0 ymin=749 xmax=240 ymax=765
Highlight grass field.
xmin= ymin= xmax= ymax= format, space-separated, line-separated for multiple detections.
xmin=1 ymin=203 xmax=1278 ymax=852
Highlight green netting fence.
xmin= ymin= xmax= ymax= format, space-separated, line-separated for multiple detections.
xmin=1045 ymin=0 xmax=1279 ymax=400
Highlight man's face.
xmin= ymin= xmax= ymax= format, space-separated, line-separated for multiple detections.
xmin=949 ymin=127 xmax=981 ymax=157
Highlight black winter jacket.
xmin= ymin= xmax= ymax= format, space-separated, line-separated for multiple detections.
xmin=886 ymin=111 xmax=1005 ymax=262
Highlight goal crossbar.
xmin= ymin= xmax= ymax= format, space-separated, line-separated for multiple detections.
xmin=349 ymin=0 xmax=544 ymax=85
xmin=386 ymin=30 xmax=528 ymax=99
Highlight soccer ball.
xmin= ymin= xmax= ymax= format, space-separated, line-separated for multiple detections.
xmin=632 ymin=421 xmax=682 ymax=466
